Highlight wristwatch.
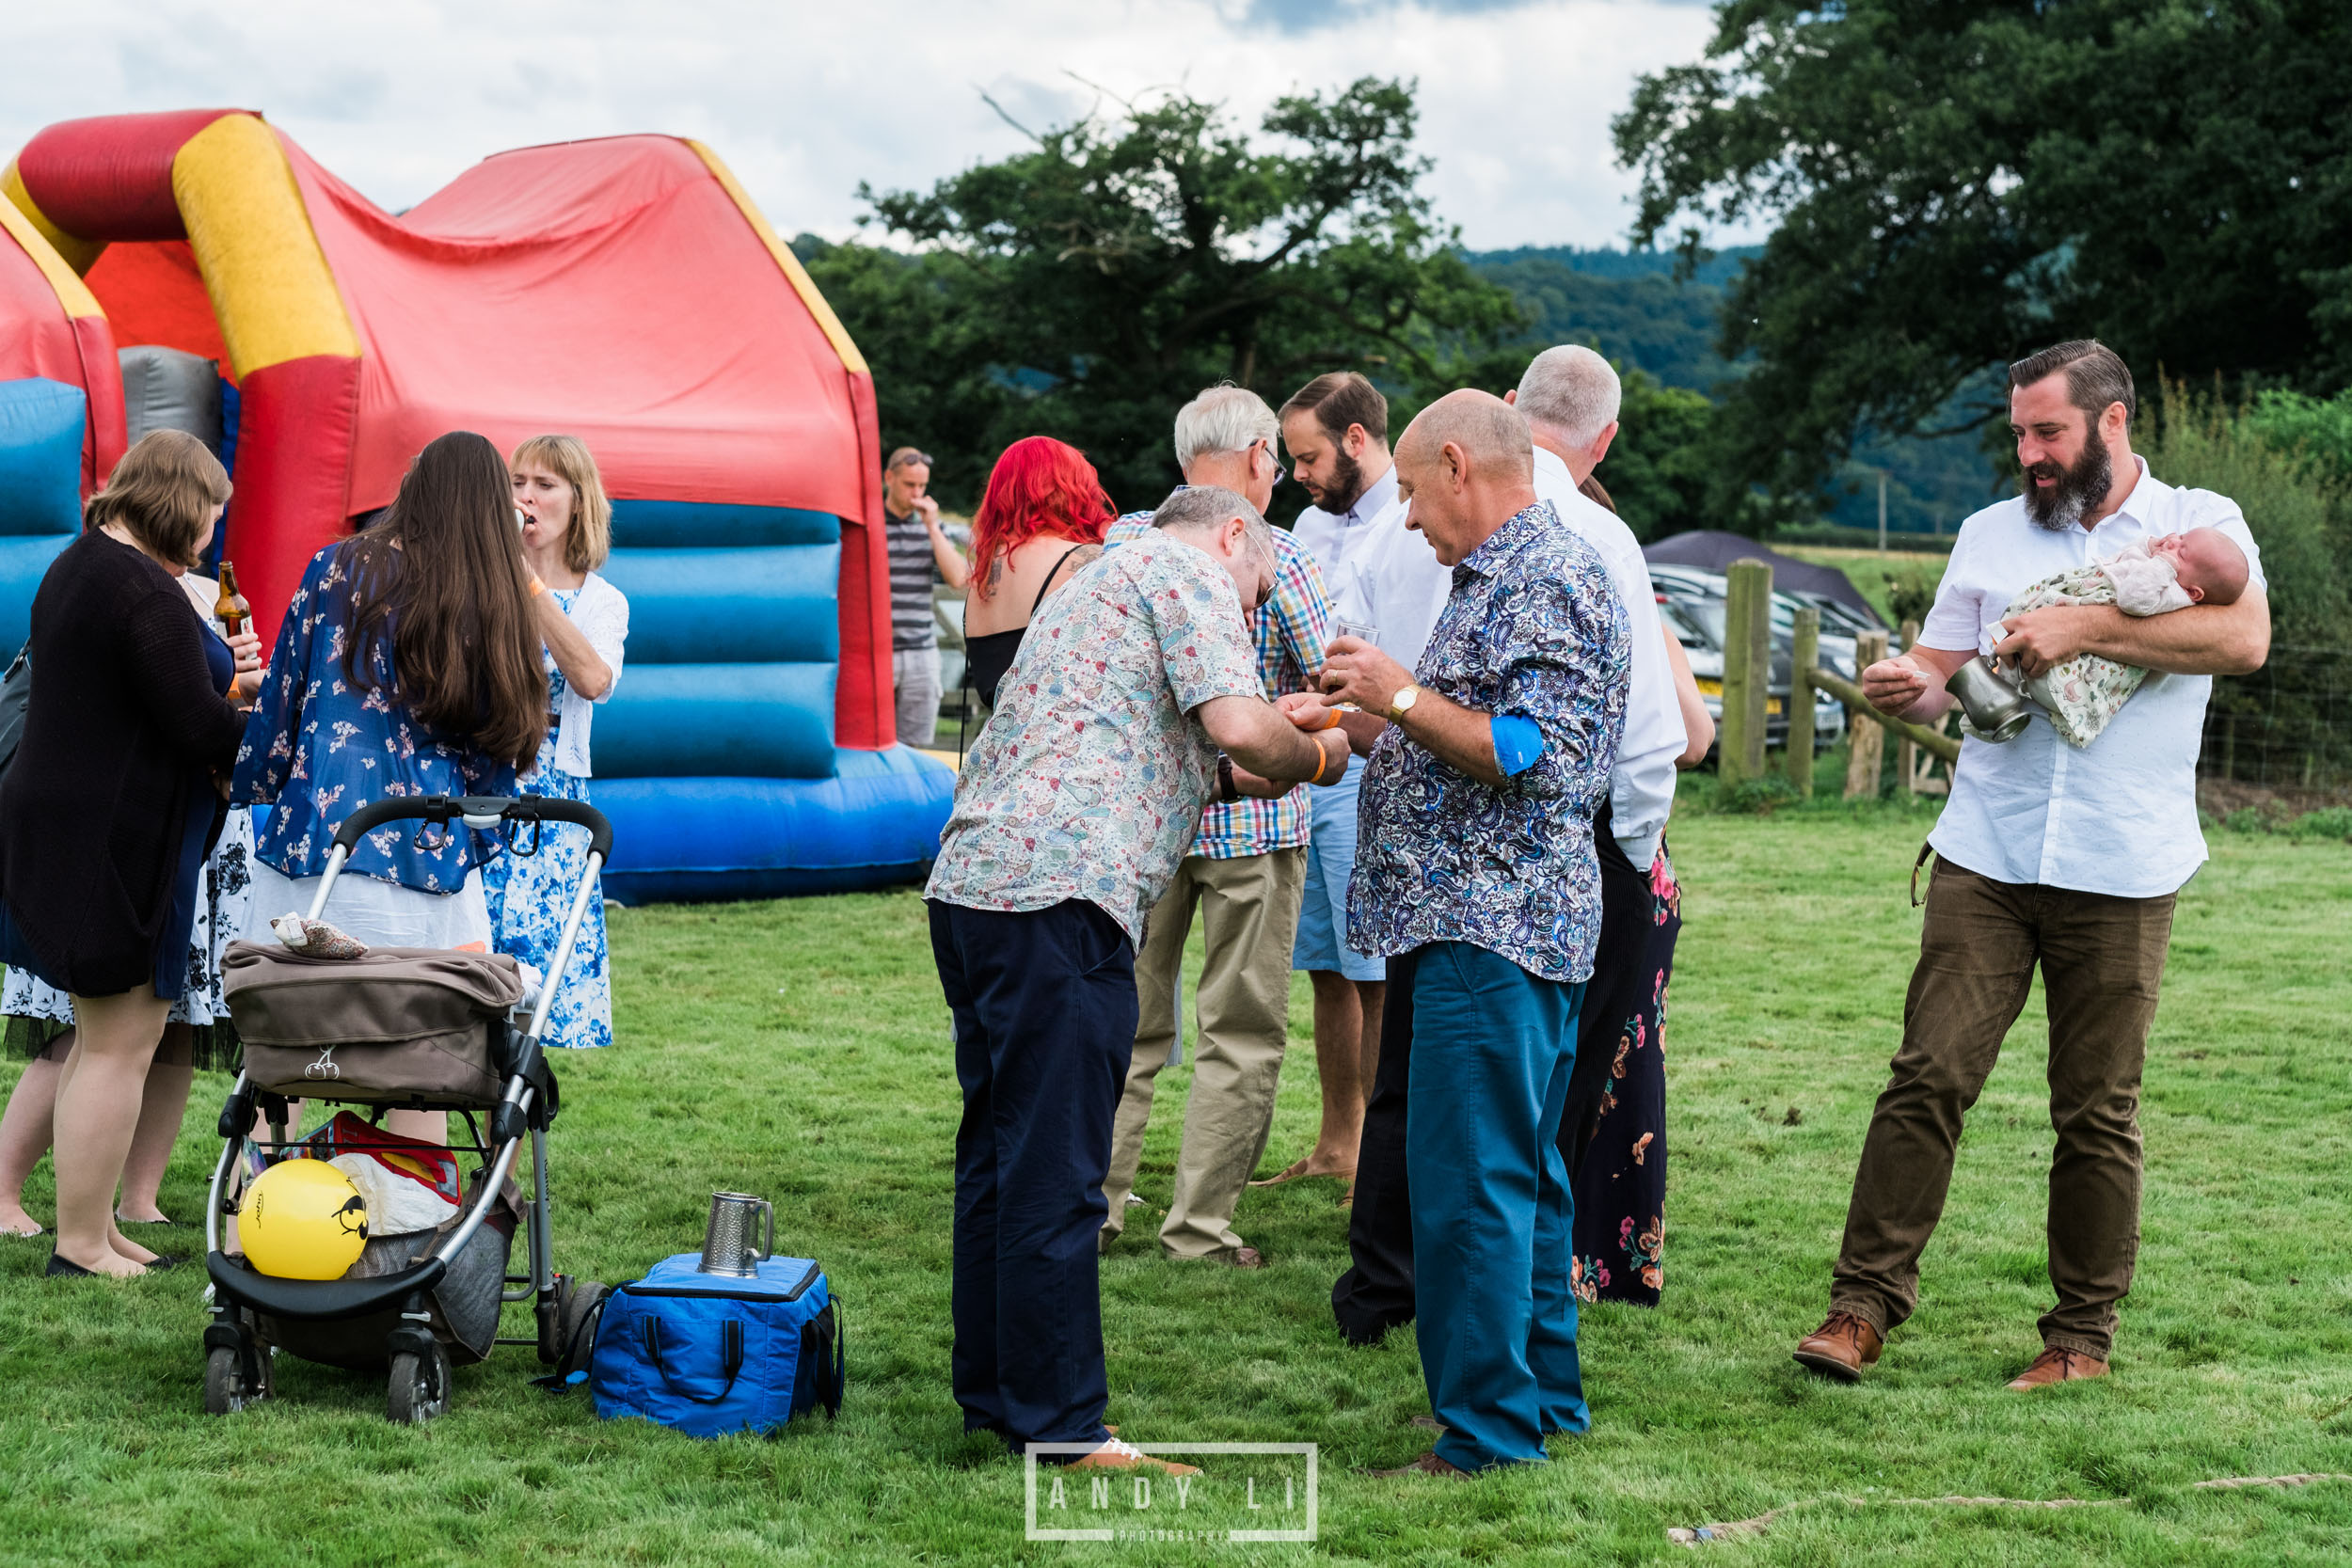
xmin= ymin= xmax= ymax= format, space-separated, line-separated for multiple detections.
xmin=1386 ymin=684 xmax=1422 ymax=722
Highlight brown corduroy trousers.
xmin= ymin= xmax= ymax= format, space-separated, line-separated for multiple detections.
xmin=1829 ymin=857 xmax=2177 ymax=1360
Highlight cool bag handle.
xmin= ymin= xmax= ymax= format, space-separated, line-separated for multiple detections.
xmin=642 ymin=1316 xmax=745 ymax=1405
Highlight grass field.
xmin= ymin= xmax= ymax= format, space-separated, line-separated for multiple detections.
xmin=2 ymin=800 xmax=2348 ymax=1565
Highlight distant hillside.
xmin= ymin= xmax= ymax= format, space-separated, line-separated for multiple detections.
xmin=1462 ymin=245 xmax=2008 ymax=534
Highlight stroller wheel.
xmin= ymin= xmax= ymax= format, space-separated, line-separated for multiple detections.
xmin=203 ymin=1339 xmax=269 ymax=1416
xmin=387 ymin=1340 xmax=451 ymax=1424
xmin=556 ymin=1281 xmax=609 ymax=1380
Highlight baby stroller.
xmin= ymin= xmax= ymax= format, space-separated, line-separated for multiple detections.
xmin=200 ymin=794 xmax=612 ymax=1423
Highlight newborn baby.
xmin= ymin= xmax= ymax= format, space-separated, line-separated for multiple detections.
xmin=1994 ymin=527 xmax=2249 ymax=747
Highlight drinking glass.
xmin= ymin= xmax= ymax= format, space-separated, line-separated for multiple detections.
xmin=1327 ymin=619 xmax=1380 ymax=709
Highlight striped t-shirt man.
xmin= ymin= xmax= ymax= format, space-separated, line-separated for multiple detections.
xmin=886 ymin=506 xmax=940 ymax=653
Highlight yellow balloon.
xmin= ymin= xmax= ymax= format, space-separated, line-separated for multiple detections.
xmin=240 ymin=1158 xmax=370 ymax=1280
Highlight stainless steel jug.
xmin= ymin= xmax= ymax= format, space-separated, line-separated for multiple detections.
xmin=1945 ymin=655 xmax=2033 ymax=743
xmin=697 ymin=1192 xmax=774 ymax=1278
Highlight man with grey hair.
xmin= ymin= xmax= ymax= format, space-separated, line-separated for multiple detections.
xmin=1508 ymin=345 xmax=1690 ymax=1307
xmin=1510 ymin=344 xmax=1621 ymax=471
xmin=1311 ymin=388 xmax=1630 ymax=1474
xmin=1793 ymin=339 xmax=2270 ymax=1391
xmin=929 ymin=482 xmax=1348 ymax=1474
xmin=1097 ymin=386 xmax=1333 ymax=1271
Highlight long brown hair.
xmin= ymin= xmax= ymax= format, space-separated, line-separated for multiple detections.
xmin=86 ymin=430 xmax=231 ymax=569
xmin=342 ymin=432 xmax=547 ymax=770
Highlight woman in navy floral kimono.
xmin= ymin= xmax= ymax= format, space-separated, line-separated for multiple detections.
xmin=232 ymin=431 xmax=548 ymax=1140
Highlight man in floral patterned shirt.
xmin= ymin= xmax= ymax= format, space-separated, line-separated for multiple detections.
xmin=925 ymin=484 xmax=1352 ymax=1476
xmin=1311 ymin=390 xmax=1630 ymax=1476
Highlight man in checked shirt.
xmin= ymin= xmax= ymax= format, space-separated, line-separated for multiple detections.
xmin=1097 ymin=385 xmax=1334 ymax=1269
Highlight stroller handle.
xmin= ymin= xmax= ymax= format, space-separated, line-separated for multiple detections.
xmin=335 ymin=794 xmax=615 ymax=862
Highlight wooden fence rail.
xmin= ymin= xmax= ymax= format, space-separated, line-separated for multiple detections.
xmin=1712 ymin=562 xmax=1963 ymax=793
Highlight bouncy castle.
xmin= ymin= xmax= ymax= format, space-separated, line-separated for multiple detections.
xmin=0 ymin=109 xmax=952 ymax=901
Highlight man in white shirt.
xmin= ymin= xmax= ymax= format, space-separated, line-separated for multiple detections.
xmin=1507 ymin=346 xmax=1690 ymax=1297
xmin=1793 ymin=341 xmax=2270 ymax=1391
xmin=1252 ymin=372 xmax=1405 ymax=1196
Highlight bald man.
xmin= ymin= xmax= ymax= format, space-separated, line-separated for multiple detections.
xmin=1298 ymin=390 xmax=1630 ymax=1475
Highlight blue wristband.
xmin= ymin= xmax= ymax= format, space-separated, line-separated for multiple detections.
xmin=1490 ymin=714 xmax=1544 ymax=777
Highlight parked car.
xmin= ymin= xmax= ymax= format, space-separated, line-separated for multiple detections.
xmin=1658 ymin=591 xmax=1848 ymax=756
xmin=1646 ymin=564 xmax=1863 ymax=681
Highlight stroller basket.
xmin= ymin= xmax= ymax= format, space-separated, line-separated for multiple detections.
xmin=224 ymin=943 xmax=527 ymax=1107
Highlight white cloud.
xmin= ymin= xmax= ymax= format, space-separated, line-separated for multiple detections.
xmin=0 ymin=0 xmax=1724 ymax=250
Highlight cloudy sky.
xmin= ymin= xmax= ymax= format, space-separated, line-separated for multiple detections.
xmin=3 ymin=0 xmax=1725 ymax=252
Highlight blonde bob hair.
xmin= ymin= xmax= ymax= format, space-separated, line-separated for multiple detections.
xmin=510 ymin=434 xmax=612 ymax=573
xmin=85 ymin=429 xmax=231 ymax=570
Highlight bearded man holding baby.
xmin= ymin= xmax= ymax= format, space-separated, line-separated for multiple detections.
xmin=1793 ymin=341 xmax=2271 ymax=1390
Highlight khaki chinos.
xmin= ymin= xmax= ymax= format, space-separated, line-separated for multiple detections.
xmin=1830 ymin=858 xmax=2176 ymax=1359
xmin=1101 ymin=847 xmax=1308 ymax=1260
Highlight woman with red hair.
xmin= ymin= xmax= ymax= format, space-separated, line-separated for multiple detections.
xmin=960 ymin=436 xmax=1114 ymax=711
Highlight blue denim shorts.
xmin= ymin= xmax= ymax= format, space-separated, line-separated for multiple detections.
xmin=1292 ymin=756 xmax=1383 ymax=982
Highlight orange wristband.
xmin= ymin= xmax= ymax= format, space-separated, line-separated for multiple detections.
xmin=1314 ymin=705 xmax=1343 ymax=732
xmin=528 ymin=575 xmax=548 ymax=597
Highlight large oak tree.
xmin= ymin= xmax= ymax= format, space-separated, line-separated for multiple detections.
xmin=1615 ymin=0 xmax=2352 ymax=515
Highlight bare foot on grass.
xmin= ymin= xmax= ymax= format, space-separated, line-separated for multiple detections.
xmin=107 ymin=1226 xmax=160 ymax=1266
xmin=1250 ymin=1149 xmax=1359 ymax=1188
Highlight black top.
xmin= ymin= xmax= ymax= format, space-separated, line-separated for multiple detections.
xmin=0 ymin=531 xmax=246 ymax=996
xmin=962 ymin=545 xmax=1090 ymax=710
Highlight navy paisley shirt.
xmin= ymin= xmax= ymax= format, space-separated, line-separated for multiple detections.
xmin=231 ymin=544 xmax=518 ymax=891
xmin=1347 ymin=500 xmax=1630 ymax=982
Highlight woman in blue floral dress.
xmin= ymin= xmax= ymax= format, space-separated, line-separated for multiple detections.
xmin=484 ymin=436 xmax=628 ymax=1051
xmin=234 ymin=431 xmax=549 ymax=1142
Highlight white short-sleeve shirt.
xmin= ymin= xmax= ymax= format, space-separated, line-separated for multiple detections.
xmin=1921 ymin=457 xmax=2265 ymax=898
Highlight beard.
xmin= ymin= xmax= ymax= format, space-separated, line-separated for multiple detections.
xmin=1307 ymin=447 xmax=1365 ymax=514
xmin=2021 ymin=438 xmax=2112 ymax=531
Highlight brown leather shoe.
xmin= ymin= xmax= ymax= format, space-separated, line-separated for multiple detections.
xmin=1791 ymin=1311 xmax=1884 ymax=1382
xmin=1226 ymin=1246 xmax=1266 ymax=1269
xmin=1368 ymin=1450 xmax=1470 ymax=1479
xmin=1064 ymin=1439 xmax=1201 ymax=1477
xmin=2005 ymin=1347 xmax=2108 ymax=1389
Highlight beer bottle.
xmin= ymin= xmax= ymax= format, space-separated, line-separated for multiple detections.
xmin=215 ymin=561 xmax=250 ymax=638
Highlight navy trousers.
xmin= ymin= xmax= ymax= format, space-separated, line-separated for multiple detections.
xmin=1405 ymin=942 xmax=1587 ymax=1470
xmin=929 ymin=897 xmax=1136 ymax=1450
xmin=1330 ymin=947 xmax=1423 ymax=1344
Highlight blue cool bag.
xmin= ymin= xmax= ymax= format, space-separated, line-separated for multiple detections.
xmin=590 ymin=1253 xmax=843 ymax=1437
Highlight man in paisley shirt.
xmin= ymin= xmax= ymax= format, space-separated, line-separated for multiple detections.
xmin=1310 ymin=390 xmax=1630 ymax=1476
xmin=925 ymin=484 xmax=1352 ymax=1476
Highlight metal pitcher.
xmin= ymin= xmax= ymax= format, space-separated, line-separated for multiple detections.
xmin=697 ymin=1192 xmax=774 ymax=1278
xmin=1945 ymin=655 xmax=2033 ymax=743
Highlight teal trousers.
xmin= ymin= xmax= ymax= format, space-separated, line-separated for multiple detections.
xmin=1405 ymin=941 xmax=1588 ymax=1470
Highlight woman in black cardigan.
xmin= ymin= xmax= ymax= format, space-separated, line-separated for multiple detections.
xmin=0 ymin=431 xmax=253 ymax=1278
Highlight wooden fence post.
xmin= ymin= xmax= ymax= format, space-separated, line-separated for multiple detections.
xmin=1786 ymin=606 xmax=1819 ymax=797
xmin=1719 ymin=559 xmax=1772 ymax=788
xmin=1844 ymin=628 xmax=1889 ymax=800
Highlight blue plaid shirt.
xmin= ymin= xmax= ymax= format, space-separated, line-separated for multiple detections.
xmin=1348 ymin=501 xmax=1630 ymax=982
xmin=1105 ymin=513 xmax=1331 ymax=858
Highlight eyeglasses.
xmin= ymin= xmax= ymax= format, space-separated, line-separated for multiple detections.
xmin=888 ymin=451 xmax=935 ymax=472
xmin=1253 ymin=438 xmax=1287 ymax=489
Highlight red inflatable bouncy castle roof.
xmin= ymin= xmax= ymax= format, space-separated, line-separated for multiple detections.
xmin=4 ymin=112 xmax=892 ymax=748
xmin=296 ymin=135 xmax=871 ymax=524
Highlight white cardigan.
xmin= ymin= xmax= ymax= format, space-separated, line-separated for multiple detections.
xmin=543 ymin=572 xmax=629 ymax=779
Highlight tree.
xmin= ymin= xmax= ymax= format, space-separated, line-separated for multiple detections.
xmin=801 ymin=78 xmax=1524 ymax=513
xmin=1613 ymin=0 xmax=2352 ymax=519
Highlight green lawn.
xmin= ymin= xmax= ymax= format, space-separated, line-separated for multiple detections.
xmin=2 ymin=802 xmax=2348 ymax=1565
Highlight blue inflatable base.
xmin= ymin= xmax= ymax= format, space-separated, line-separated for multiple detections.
xmin=595 ymin=747 xmax=954 ymax=905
